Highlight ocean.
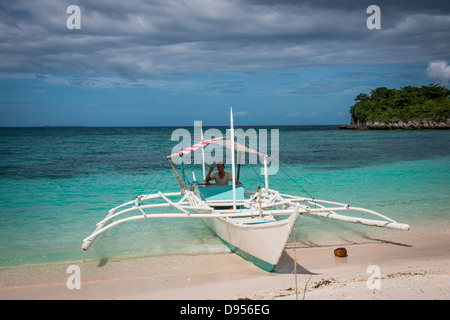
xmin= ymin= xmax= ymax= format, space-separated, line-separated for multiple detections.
xmin=0 ymin=126 xmax=449 ymax=267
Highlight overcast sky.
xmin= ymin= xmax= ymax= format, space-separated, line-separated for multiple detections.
xmin=0 ymin=0 xmax=449 ymax=126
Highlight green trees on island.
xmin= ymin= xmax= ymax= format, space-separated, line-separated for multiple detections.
xmin=349 ymin=84 xmax=450 ymax=125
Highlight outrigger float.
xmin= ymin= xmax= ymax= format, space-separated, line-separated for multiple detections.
xmin=82 ymin=109 xmax=409 ymax=272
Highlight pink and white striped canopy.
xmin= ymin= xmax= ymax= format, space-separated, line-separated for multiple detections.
xmin=169 ymin=136 xmax=268 ymax=158
xmin=169 ymin=137 xmax=224 ymax=158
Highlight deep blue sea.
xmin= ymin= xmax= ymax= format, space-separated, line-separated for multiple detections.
xmin=0 ymin=126 xmax=449 ymax=267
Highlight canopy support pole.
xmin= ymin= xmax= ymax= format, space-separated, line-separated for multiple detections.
xmin=201 ymin=129 xmax=206 ymax=181
xmin=180 ymin=156 xmax=186 ymax=191
xmin=230 ymin=107 xmax=236 ymax=210
xmin=167 ymin=156 xmax=184 ymax=192
xmin=237 ymin=151 xmax=242 ymax=182
xmin=263 ymin=156 xmax=269 ymax=190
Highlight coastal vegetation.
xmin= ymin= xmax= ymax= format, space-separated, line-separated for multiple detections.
xmin=340 ymin=84 xmax=450 ymax=129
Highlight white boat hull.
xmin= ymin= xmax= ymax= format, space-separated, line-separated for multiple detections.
xmin=203 ymin=209 xmax=299 ymax=271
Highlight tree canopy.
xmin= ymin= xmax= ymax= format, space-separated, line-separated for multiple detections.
xmin=350 ymin=84 xmax=450 ymax=124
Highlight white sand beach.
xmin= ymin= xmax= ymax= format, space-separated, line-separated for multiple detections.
xmin=1 ymin=226 xmax=449 ymax=300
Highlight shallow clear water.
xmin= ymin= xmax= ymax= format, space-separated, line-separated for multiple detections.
xmin=0 ymin=126 xmax=449 ymax=267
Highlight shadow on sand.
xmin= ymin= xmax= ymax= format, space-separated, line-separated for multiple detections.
xmin=274 ymin=251 xmax=319 ymax=275
xmin=274 ymin=235 xmax=412 ymax=275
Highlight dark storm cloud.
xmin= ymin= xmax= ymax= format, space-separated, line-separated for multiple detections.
xmin=0 ymin=0 xmax=449 ymax=78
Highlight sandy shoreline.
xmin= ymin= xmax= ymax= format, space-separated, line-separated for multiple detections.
xmin=1 ymin=226 xmax=449 ymax=300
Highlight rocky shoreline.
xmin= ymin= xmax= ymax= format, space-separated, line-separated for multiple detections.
xmin=338 ymin=119 xmax=450 ymax=130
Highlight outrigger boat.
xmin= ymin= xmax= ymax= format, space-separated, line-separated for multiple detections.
xmin=82 ymin=109 xmax=409 ymax=272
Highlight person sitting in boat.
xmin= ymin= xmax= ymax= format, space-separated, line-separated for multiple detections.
xmin=205 ymin=162 xmax=241 ymax=185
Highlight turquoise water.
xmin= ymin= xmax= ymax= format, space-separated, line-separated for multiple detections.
xmin=0 ymin=127 xmax=449 ymax=267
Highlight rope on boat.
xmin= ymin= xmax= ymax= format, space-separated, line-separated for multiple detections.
xmin=279 ymin=160 xmax=341 ymax=203
xmin=249 ymin=162 xmax=265 ymax=186
xmin=135 ymin=169 xmax=160 ymax=199
xmin=293 ymin=221 xmax=298 ymax=300
xmin=278 ymin=162 xmax=315 ymax=200
xmin=135 ymin=162 xmax=182 ymax=206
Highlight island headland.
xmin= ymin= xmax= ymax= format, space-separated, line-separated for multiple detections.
xmin=338 ymin=84 xmax=450 ymax=130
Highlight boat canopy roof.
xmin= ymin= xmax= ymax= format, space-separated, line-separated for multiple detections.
xmin=169 ymin=136 xmax=268 ymax=158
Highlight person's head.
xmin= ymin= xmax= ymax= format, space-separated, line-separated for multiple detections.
xmin=217 ymin=161 xmax=225 ymax=172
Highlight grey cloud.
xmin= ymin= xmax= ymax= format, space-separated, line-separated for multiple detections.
xmin=0 ymin=0 xmax=449 ymax=79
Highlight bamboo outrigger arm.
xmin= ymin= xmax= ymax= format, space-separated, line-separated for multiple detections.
xmin=82 ymin=188 xmax=409 ymax=251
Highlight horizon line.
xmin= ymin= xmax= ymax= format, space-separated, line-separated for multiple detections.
xmin=0 ymin=124 xmax=342 ymax=129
